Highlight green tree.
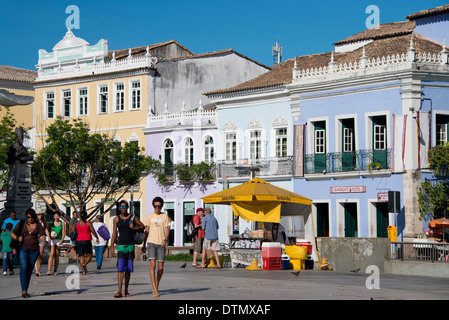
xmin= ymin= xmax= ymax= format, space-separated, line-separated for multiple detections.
xmin=0 ymin=106 xmax=19 ymax=190
xmin=418 ymin=143 xmax=449 ymax=220
xmin=32 ymin=117 xmax=160 ymax=220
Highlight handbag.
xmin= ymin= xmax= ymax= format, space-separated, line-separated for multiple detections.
xmin=70 ymin=222 xmax=78 ymax=241
xmin=133 ymin=229 xmax=145 ymax=245
xmin=10 ymin=219 xmax=26 ymax=251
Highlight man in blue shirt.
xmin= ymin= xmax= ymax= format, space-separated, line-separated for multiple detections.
xmin=199 ymin=207 xmax=221 ymax=268
xmin=1 ymin=211 xmax=19 ymax=232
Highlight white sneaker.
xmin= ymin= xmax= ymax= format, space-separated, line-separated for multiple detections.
xmin=3 ymin=272 xmax=6 ymax=276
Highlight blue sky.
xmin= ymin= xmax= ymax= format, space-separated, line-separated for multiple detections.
xmin=0 ymin=0 xmax=447 ymax=70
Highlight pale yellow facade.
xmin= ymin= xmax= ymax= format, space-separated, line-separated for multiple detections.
xmin=34 ymin=71 xmax=151 ymax=226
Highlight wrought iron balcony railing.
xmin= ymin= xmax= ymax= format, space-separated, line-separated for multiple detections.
xmin=304 ymin=149 xmax=391 ymax=174
xmin=217 ymin=156 xmax=293 ymax=178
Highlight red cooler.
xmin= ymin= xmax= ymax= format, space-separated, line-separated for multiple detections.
xmin=261 ymin=242 xmax=282 ymax=270
xmin=296 ymin=239 xmax=312 ymax=255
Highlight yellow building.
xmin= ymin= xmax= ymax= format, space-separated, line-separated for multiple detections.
xmin=33 ymin=29 xmax=269 ymax=229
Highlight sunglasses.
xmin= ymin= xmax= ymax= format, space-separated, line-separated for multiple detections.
xmin=119 ymin=206 xmax=128 ymax=209
xmin=153 ymin=205 xmax=162 ymax=208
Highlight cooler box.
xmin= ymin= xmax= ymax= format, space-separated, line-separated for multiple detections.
xmin=263 ymin=257 xmax=282 ymax=270
xmin=261 ymin=242 xmax=282 ymax=258
xmin=281 ymin=254 xmax=290 ymax=270
xmin=296 ymin=239 xmax=313 ymax=255
xmin=305 ymin=259 xmax=314 ymax=270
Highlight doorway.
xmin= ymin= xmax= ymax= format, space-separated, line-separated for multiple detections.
xmin=344 ymin=202 xmax=358 ymax=237
xmin=376 ymin=202 xmax=389 ymax=238
xmin=316 ymin=203 xmax=329 ymax=237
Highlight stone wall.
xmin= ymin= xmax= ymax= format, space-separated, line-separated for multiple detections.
xmin=316 ymin=237 xmax=391 ymax=272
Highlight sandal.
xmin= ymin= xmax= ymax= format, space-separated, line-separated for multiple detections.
xmin=125 ymin=292 xmax=132 ymax=297
xmin=152 ymin=292 xmax=160 ymax=297
xmin=113 ymin=292 xmax=122 ymax=298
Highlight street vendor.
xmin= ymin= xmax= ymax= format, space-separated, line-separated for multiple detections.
xmin=265 ymin=223 xmax=288 ymax=245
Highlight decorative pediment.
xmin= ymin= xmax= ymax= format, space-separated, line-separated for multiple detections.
xmin=272 ymin=115 xmax=289 ymax=127
xmin=222 ymin=120 xmax=238 ymax=131
xmin=247 ymin=118 xmax=262 ymax=129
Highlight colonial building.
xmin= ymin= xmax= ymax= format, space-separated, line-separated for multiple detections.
xmin=143 ymin=50 xmax=270 ymax=247
xmin=34 ymin=29 xmax=269 ymax=232
xmin=205 ymin=4 xmax=449 ymax=245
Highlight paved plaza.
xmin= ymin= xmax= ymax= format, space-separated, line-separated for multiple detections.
xmin=1 ymin=257 xmax=449 ymax=301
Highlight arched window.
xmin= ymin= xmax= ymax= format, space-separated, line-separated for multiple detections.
xmin=163 ymin=139 xmax=174 ymax=165
xmin=184 ymin=137 xmax=194 ymax=165
xmin=203 ymin=136 xmax=214 ymax=164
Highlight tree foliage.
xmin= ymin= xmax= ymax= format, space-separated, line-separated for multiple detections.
xmin=0 ymin=107 xmax=18 ymax=190
xmin=418 ymin=143 xmax=449 ymax=220
xmin=32 ymin=117 xmax=160 ymax=220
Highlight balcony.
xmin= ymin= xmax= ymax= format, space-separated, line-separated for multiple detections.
xmin=304 ymin=149 xmax=391 ymax=175
xmin=217 ymin=156 xmax=293 ymax=179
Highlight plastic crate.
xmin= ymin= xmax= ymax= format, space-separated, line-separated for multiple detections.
xmin=262 ymin=257 xmax=282 ymax=270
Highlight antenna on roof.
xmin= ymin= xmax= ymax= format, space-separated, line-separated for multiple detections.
xmin=272 ymin=35 xmax=283 ymax=65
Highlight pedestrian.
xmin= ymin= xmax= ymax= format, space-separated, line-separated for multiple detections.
xmin=191 ymin=207 xmax=204 ymax=267
xmin=111 ymin=200 xmax=145 ymax=298
xmin=143 ymin=196 xmax=170 ymax=297
xmin=2 ymin=210 xmax=20 ymax=265
xmin=168 ymin=216 xmax=175 ymax=246
xmin=1 ymin=223 xmax=14 ymax=276
xmin=92 ymin=215 xmax=108 ymax=270
xmin=65 ymin=211 xmax=78 ymax=258
xmin=199 ymin=207 xmax=221 ymax=268
xmin=1 ymin=210 xmax=19 ymax=231
xmin=10 ymin=208 xmax=46 ymax=298
xmin=70 ymin=210 xmax=99 ymax=275
xmin=34 ymin=211 xmax=50 ymax=277
xmin=47 ymin=211 xmax=65 ymax=275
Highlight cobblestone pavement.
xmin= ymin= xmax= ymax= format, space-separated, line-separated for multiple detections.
xmin=1 ymin=257 xmax=449 ymax=302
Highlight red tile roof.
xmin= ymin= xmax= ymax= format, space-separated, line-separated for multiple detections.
xmin=406 ymin=4 xmax=449 ymax=20
xmin=205 ymin=33 xmax=443 ymax=96
xmin=0 ymin=65 xmax=37 ymax=83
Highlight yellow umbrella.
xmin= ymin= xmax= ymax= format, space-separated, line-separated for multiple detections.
xmin=202 ymin=178 xmax=312 ymax=223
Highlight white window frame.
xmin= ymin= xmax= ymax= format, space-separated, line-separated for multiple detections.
xmin=315 ymin=129 xmax=325 ymax=154
xmin=275 ymin=128 xmax=288 ymax=158
xmin=77 ymin=87 xmax=88 ymax=116
xmin=114 ymin=82 xmax=125 ymax=112
xmin=163 ymin=138 xmax=174 ymax=165
xmin=307 ymin=117 xmax=329 ymax=155
xmin=98 ymin=84 xmax=109 ymax=114
xmin=203 ymin=135 xmax=214 ymax=164
xmin=335 ymin=114 xmax=358 ymax=153
xmin=45 ymin=91 xmax=55 ymax=119
xmin=130 ymin=80 xmax=141 ymax=110
xmin=184 ymin=137 xmax=194 ymax=165
xmin=364 ymin=112 xmax=390 ymax=151
xmin=224 ymin=132 xmax=237 ymax=161
xmin=61 ymin=89 xmax=71 ymax=118
xmin=249 ymin=130 xmax=262 ymax=160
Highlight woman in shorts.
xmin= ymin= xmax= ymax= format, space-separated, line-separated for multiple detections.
xmin=47 ymin=211 xmax=65 ymax=275
xmin=71 ymin=211 xmax=99 ymax=275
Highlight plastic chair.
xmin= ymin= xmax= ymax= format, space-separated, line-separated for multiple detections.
xmin=220 ymin=243 xmax=231 ymax=268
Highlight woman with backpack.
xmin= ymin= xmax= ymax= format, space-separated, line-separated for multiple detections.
xmin=47 ymin=211 xmax=65 ymax=275
xmin=92 ymin=215 xmax=109 ymax=270
xmin=70 ymin=211 xmax=99 ymax=275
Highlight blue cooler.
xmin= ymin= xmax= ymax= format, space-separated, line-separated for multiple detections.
xmin=281 ymin=254 xmax=290 ymax=270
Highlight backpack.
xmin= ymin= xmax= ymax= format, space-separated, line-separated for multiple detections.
xmin=186 ymin=219 xmax=198 ymax=238
xmin=97 ymin=225 xmax=110 ymax=240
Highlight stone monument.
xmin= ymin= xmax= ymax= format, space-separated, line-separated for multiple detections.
xmin=3 ymin=127 xmax=34 ymax=220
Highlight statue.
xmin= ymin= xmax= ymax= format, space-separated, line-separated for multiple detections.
xmin=6 ymin=127 xmax=33 ymax=164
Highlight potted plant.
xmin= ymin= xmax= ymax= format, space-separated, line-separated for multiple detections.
xmin=191 ymin=162 xmax=216 ymax=182
xmin=367 ymin=161 xmax=382 ymax=173
xmin=174 ymin=163 xmax=194 ymax=183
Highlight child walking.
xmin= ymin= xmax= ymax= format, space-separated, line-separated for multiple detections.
xmin=1 ymin=223 xmax=15 ymax=276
